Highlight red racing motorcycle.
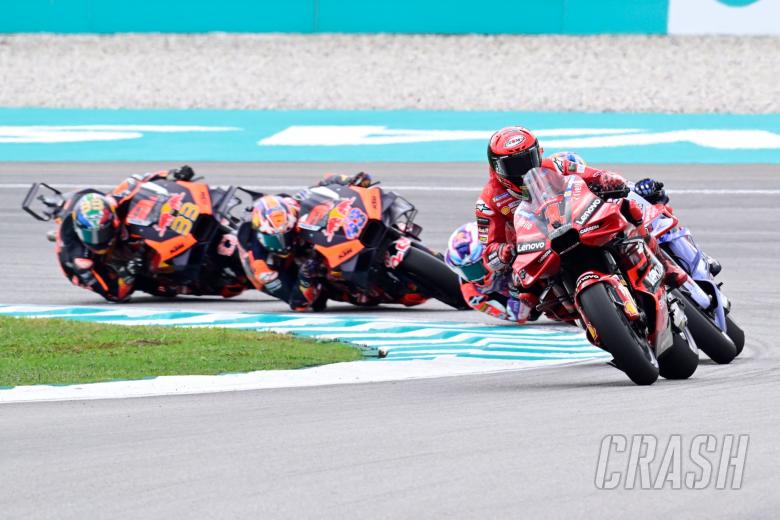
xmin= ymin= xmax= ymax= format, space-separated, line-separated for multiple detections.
xmin=512 ymin=167 xmax=698 ymax=385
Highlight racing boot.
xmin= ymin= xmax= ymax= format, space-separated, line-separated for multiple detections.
xmin=660 ymin=252 xmax=689 ymax=289
xmin=645 ymin=234 xmax=689 ymax=289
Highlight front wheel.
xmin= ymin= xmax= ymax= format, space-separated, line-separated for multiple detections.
xmin=726 ymin=315 xmax=745 ymax=356
xmin=579 ymin=283 xmax=659 ymax=385
xmin=398 ymin=247 xmax=469 ymax=310
xmin=658 ymin=327 xmax=699 ymax=380
xmin=676 ymin=291 xmax=737 ymax=364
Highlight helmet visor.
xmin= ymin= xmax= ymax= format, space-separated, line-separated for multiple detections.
xmin=457 ymin=260 xmax=488 ymax=282
xmin=76 ymin=225 xmax=114 ymax=252
xmin=495 ymin=146 xmax=542 ymax=185
xmin=258 ymin=231 xmax=291 ymax=253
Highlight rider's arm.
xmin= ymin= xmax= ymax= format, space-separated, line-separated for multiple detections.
xmin=543 ymin=157 xmax=627 ymax=194
xmin=461 ymin=281 xmax=539 ymax=324
xmin=476 ymin=183 xmax=515 ymax=273
xmin=56 ymin=223 xmax=135 ymax=302
xmin=235 ymin=224 xmax=319 ymax=310
xmin=235 ymin=224 xmax=287 ymax=295
xmin=288 ymin=256 xmax=325 ymax=312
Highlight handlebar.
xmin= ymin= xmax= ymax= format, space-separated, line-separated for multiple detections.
xmin=592 ymin=185 xmax=631 ymax=199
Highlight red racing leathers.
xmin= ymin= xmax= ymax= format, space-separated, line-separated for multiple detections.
xmin=476 ymin=156 xmax=626 ymax=273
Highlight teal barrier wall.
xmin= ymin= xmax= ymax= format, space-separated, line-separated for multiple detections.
xmin=0 ymin=0 xmax=669 ymax=34
xmin=1 ymin=108 xmax=779 ymax=163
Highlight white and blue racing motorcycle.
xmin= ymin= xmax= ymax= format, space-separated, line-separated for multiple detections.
xmin=629 ymin=191 xmax=744 ymax=364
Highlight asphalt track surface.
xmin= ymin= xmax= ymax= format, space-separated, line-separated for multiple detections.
xmin=1 ymin=162 xmax=779 ymax=518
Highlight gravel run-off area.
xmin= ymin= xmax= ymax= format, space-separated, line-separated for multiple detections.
xmin=0 ymin=33 xmax=778 ymax=113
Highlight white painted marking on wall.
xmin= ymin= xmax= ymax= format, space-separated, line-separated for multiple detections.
xmin=258 ymin=126 xmax=780 ymax=149
xmin=258 ymin=126 xmax=641 ymax=146
xmin=0 ymin=125 xmax=240 ymax=143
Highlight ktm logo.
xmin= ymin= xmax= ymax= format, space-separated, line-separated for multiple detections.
xmin=168 ymin=242 xmax=186 ymax=255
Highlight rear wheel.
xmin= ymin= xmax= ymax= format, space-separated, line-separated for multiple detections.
xmin=398 ymin=246 xmax=469 ymax=310
xmin=677 ymin=291 xmax=737 ymax=364
xmin=579 ymin=283 xmax=659 ymax=385
xmin=726 ymin=315 xmax=745 ymax=356
xmin=658 ymin=327 xmax=699 ymax=380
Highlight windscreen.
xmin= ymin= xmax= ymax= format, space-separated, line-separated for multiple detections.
xmin=519 ymin=167 xmax=576 ymax=238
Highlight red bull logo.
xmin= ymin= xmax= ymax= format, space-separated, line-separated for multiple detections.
xmin=324 ymin=197 xmax=356 ymax=242
xmin=154 ymin=192 xmax=185 ymax=237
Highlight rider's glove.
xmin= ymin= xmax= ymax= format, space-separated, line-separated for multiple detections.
xmin=125 ymin=257 xmax=145 ymax=277
xmin=498 ymin=243 xmax=515 ymax=266
xmin=591 ymin=171 xmax=628 ymax=198
xmin=507 ymin=293 xmax=541 ymax=323
xmin=168 ymin=165 xmax=195 ymax=182
xmin=633 ymin=178 xmax=669 ymax=205
xmin=351 ymin=172 xmax=373 ymax=187
xmin=509 ymin=268 xmax=525 ymax=294
xmin=296 ymin=258 xmax=325 ymax=308
xmin=486 ymin=243 xmax=515 ymax=272
xmin=299 ymin=258 xmax=325 ymax=282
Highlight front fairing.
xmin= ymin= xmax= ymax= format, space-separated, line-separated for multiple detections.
xmin=512 ymin=168 xmax=625 ymax=287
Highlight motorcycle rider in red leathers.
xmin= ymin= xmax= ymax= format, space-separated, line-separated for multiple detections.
xmin=476 ymin=126 xmax=688 ymax=316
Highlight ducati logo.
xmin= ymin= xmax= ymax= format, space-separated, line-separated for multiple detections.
xmin=504 ymin=135 xmax=526 ymax=149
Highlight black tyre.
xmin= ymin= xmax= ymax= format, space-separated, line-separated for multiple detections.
xmin=677 ymin=291 xmax=737 ymax=364
xmin=658 ymin=327 xmax=699 ymax=380
xmin=399 ymin=247 xmax=469 ymax=309
xmin=726 ymin=315 xmax=745 ymax=356
xmin=579 ymin=283 xmax=659 ymax=385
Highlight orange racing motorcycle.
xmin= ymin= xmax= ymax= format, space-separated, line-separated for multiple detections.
xmin=285 ymin=178 xmax=468 ymax=310
xmin=22 ymin=175 xmax=252 ymax=300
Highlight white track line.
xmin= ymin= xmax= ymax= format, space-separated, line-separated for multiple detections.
xmin=0 ymin=356 xmax=608 ymax=404
xmin=1 ymin=183 xmax=778 ymax=195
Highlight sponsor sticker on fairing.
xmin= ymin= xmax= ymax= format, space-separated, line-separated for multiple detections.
xmin=516 ymin=240 xmax=546 ymax=254
xmin=580 ymin=224 xmax=600 ymax=235
xmin=537 ymin=249 xmax=552 ymax=264
xmin=575 ymin=197 xmax=603 ymax=226
xmin=644 ymin=262 xmax=664 ymax=291
xmin=576 ymin=272 xmax=601 ymax=288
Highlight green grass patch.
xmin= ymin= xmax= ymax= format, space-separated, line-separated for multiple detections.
xmin=0 ymin=316 xmax=363 ymax=387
